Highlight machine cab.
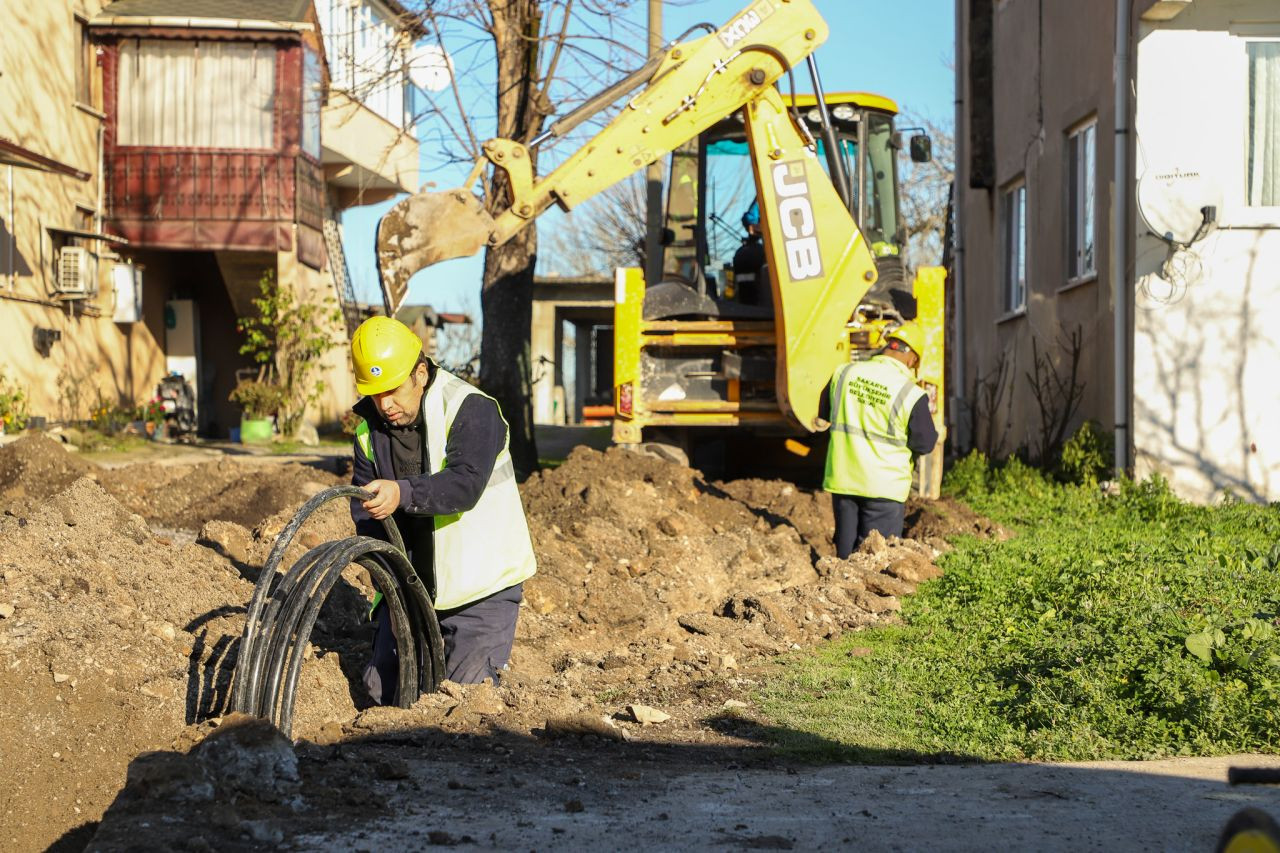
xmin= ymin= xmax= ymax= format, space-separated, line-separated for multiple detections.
xmin=655 ymin=91 xmax=919 ymax=319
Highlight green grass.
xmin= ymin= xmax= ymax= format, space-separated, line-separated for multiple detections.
xmin=265 ymin=436 xmax=349 ymax=454
xmin=758 ymin=454 xmax=1280 ymax=763
xmin=75 ymin=431 xmax=154 ymax=454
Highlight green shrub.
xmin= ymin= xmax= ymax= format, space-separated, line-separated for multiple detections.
xmin=942 ymin=449 xmax=990 ymax=499
xmin=762 ymin=456 xmax=1280 ymax=761
xmin=229 ymin=380 xmax=286 ymax=421
xmin=1057 ymin=420 xmax=1114 ymax=486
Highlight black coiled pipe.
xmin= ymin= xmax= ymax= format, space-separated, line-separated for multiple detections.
xmin=229 ymin=486 xmax=444 ymax=736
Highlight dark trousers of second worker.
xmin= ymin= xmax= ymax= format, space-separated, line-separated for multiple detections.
xmin=832 ymin=493 xmax=906 ymax=559
xmin=363 ymin=582 xmax=524 ymax=705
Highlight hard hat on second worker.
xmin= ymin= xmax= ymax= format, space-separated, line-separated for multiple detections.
xmin=741 ymin=200 xmax=760 ymax=229
xmin=885 ymin=321 xmax=925 ymax=356
xmin=350 ymin=316 xmax=423 ymax=396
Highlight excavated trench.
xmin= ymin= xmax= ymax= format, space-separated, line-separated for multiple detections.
xmin=0 ymin=434 xmax=1002 ymax=851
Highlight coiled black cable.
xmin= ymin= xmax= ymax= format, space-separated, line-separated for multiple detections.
xmin=230 ymin=486 xmax=444 ymax=736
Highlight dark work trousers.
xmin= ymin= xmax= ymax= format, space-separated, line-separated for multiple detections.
xmin=832 ymin=494 xmax=906 ymax=559
xmin=363 ymin=582 xmax=524 ymax=705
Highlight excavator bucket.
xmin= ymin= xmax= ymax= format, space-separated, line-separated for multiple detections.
xmin=376 ymin=189 xmax=495 ymax=314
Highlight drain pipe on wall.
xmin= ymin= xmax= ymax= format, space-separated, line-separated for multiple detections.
xmin=1112 ymin=0 xmax=1131 ymax=475
xmin=6 ymin=165 xmax=13 ymax=294
xmin=952 ymin=0 xmax=967 ymax=449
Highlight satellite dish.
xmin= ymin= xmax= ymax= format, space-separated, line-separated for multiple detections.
xmin=408 ymin=44 xmax=453 ymax=93
xmin=1137 ymin=166 xmax=1223 ymax=244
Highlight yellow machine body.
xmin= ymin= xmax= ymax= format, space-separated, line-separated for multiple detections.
xmin=373 ymin=0 xmax=947 ymax=494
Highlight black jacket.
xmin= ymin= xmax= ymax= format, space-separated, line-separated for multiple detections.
xmin=349 ymin=390 xmax=506 ymax=546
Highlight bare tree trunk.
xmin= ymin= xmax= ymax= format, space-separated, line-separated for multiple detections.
xmin=480 ymin=0 xmax=550 ymax=477
xmin=480 ymin=227 xmax=538 ymax=477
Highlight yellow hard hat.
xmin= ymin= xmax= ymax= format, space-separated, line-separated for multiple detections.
xmin=351 ymin=316 xmax=423 ymax=395
xmin=885 ymin=321 xmax=925 ymax=356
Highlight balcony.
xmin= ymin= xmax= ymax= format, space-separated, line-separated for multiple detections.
xmin=105 ymin=149 xmax=324 ymax=258
xmin=321 ymin=89 xmax=419 ymax=209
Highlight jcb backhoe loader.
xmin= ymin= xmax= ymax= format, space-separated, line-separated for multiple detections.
xmin=376 ymin=0 xmax=946 ymax=493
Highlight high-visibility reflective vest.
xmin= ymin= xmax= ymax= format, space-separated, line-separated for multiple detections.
xmin=822 ymin=355 xmax=925 ymax=502
xmin=355 ymin=368 xmax=537 ymax=611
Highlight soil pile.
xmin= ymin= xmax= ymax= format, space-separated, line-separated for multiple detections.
xmin=101 ymin=458 xmax=344 ymax=531
xmin=0 ymin=433 xmax=96 ymax=506
xmin=0 ymin=441 xmax=356 ymax=851
xmin=513 ymin=448 xmax=940 ymax=686
xmin=0 ymin=478 xmax=254 ymax=850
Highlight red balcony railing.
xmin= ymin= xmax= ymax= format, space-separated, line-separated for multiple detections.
xmin=105 ymin=148 xmax=324 ymax=251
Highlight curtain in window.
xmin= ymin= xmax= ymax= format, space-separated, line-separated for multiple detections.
xmin=117 ymin=40 xmax=275 ymax=148
xmin=302 ymin=49 xmax=323 ymax=159
xmin=1248 ymin=42 xmax=1280 ymax=207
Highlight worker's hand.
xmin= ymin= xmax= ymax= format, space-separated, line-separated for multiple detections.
xmin=361 ymin=479 xmax=401 ymax=520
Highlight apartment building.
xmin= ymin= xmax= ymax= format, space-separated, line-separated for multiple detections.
xmin=955 ymin=0 xmax=1280 ymax=501
xmin=0 ymin=0 xmax=421 ymax=434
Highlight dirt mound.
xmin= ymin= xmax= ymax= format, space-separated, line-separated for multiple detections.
xmin=0 ymin=464 xmax=361 ymax=851
xmin=905 ymin=496 xmax=1008 ymax=545
xmin=506 ymin=447 xmax=948 ymax=707
xmin=713 ymin=477 xmax=838 ymax=557
xmin=0 ymin=433 xmax=97 ymax=506
xmin=101 ymin=459 xmax=344 ymax=531
xmin=0 ymin=478 xmax=253 ymax=850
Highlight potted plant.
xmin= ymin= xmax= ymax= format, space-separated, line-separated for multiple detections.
xmin=229 ymin=380 xmax=284 ymax=444
xmin=139 ymin=397 xmax=166 ymax=440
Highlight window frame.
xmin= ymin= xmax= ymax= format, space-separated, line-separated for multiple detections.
xmin=999 ymin=177 xmax=1028 ymax=318
xmin=73 ymin=15 xmax=95 ymax=107
xmin=1066 ymin=117 xmax=1097 ymax=285
xmin=1245 ymin=38 xmax=1280 ymax=210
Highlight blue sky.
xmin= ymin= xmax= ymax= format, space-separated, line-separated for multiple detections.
xmin=342 ymin=0 xmax=955 ymax=315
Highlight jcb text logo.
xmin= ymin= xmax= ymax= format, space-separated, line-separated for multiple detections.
xmin=718 ymin=1 xmax=774 ymax=48
xmin=771 ymin=161 xmax=823 ymax=281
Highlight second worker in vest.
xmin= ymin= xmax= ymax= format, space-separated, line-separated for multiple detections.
xmin=347 ymin=316 xmax=537 ymax=702
xmin=821 ymin=322 xmax=939 ymax=559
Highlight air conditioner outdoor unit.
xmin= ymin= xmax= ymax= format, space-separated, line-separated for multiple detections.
xmin=56 ymin=246 xmax=93 ymax=296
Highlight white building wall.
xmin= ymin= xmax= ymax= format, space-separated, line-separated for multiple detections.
xmin=314 ymin=0 xmax=409 ymax=128
xmin=1132 ymin=2 xmax=1280 ymax=502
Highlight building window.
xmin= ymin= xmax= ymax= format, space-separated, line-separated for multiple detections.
xmin=1248 ymin=42 xmax=1280 ymax=206
xmin=302 ymin=48 xmax=323 ymax=159
xmin=116 ymin=40 xmax=275 ymax=149
xmin=1067 ymin=120 xmax=1096 ymax=281
xmin=1001 ymin=179 xmax=1027 ymax=314
xmin=74 ymin=18 xmax=93 ymax=105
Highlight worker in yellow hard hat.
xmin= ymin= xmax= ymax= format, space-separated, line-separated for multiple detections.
xmin=819 ymin=321 xmax=938 ymax=557
xmin=347 ymin=316 xmax=536 ymax=700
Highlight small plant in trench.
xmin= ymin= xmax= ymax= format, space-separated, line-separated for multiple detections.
xmin=759 ymin=456 xmax=1280 ymax=762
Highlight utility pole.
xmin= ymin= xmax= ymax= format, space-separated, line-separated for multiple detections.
xmin=643 ymin=0 xmax=664 ymax=288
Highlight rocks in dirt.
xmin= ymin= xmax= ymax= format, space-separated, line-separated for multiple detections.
xmin=196 ymin=520 xmax=255 ymax=567
xmin=544 ymin=714 xmax=630 ymax=742
xmin=0 ymin=602 xmax=13 ymax=619
xmin=193 ymin=715 xmax=301 ymax=802
xmin=87 ymin=716 xmax=301 ymax=850
xmin=626 ymin=704 xmax=671 ymax=725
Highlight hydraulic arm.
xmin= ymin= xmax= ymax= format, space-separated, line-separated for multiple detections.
xmin=377 ymin=0 xmax=877 ymax=433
